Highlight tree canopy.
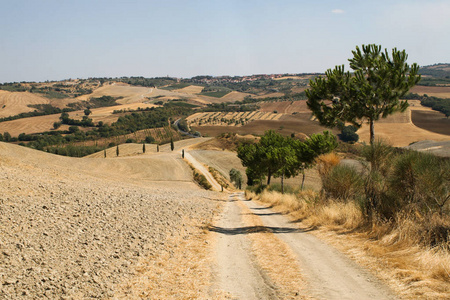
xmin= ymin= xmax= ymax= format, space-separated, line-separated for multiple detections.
xmin=237 ymin=130 xmax=337 ymax=191
xmin=305 ymin=44 xmax=421 ymax=144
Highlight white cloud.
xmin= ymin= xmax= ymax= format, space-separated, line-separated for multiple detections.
xmin=332 ymin=9 xmax=345 ymax=14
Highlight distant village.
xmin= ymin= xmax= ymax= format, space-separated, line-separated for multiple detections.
xmin=188 ymin=73 xmax=312 ymax=84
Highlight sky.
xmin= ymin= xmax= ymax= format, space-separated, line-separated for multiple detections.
xmin=1 ymin=0 xmax=449 ymax=83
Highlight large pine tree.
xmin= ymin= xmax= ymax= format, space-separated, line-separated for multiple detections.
xmin=306 ymin=44 xmax=421 ymax=144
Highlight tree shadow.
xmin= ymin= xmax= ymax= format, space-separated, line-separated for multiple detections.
xmin=250 ymin=205 xmax=274 ymax=210
xmin=206 ymin=225 xmax=305 ymax=235
xmin=243 ymin=212 xmax=282 ymax=217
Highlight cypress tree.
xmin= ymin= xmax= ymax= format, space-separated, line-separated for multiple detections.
xmin=143 ymin=142 xmax=146 ymax=153
xmin=170 ymin=138 xmax=174 ymax=151
xmin=116 ymin=145 xmax=119 ymax=157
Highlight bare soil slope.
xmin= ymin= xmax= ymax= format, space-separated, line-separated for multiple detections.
xmin=0 ymin=141 xmax=219 ymax=299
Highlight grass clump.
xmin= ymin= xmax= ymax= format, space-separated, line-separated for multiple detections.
xmin=193 ymin=171 xmax=212 ymax=190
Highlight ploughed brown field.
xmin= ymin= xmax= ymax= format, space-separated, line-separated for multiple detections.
xmin=411 ymin=110 xmax=450 ymax=135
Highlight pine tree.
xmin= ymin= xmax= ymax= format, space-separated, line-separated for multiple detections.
xmin=306 ymin=44 xmax=421 ymax=144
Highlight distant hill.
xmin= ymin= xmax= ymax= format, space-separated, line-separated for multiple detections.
xmin=418 ymin=63 xmax=450 ymax=86
xmin=420 ymin=63 xmax=450 ymax=77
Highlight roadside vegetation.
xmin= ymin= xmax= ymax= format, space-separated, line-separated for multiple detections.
xmin=245 ymin=142 xmax=450 ymax=298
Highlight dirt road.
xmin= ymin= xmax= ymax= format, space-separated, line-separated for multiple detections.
xmin=183 ymin=151 xmax=223 ymax=191
xmin=213 ymin=192 xmax=396 ymax=299
xmin=214 ymin=193 xmax=277 ymax=299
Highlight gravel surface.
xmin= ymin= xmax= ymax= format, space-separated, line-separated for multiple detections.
xmin=0 ymin=142 xmax=218 ymax=299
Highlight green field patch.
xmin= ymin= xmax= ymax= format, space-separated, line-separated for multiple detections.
xmin=200 ymin=91 xmax=230 ymax=98
xmin=160 ymin=83 xmax=191 ymax=91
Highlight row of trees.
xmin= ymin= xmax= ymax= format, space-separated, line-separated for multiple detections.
xmin=237 ymin=130 xmax=338 ymax=193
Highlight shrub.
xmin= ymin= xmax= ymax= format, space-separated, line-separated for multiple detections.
xmin=361 ymin=140 xmax=394 ymax=175
xmin=68 ymin=126 xmax=79 ymax=133
xmin=389 ymin=151 xmax=450 ymax=215
xmin=339 ymin=125 xmax=359 ymax=143
xmin=322 ymin=164 xmax=364 ymax=201
xmin=193 ymin=171 xmax=212 ymax=190
xmin=229 ymin=168 xmax=243 ymax=189
xmin=145 ymin=136 xmax=155 ymax=143
xmin=316 ymin=152 xmax=341 ymax=178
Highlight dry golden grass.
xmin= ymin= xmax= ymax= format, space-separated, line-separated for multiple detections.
xmin=219 ymin=91 xmax=252 ymax=102
xmin=357 ymin=108 xmax=450 ymax=146
xmin=81 ymin=83 xmax=154 ymax=104
xmin=114 ymin=217 xmax=220 ymax=299
xmin=0 ymin=90 xmax=50 ymax=118
xmin=174 ymin=85 xmax=204 ymax=94
xmin=316 ymin=152 xmax=341 ymax=178
xmin=247 ymin=190 xmax=450 ymax=299
xmin=236 ymin=199 xmax=309 ymax=299
xmin=410 ymin=86 xmax=450 ymax=99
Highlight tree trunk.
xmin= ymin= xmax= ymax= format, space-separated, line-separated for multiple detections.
xmin=369 ymin=119 xmax=375 ymax=145
xmin=281 ymin=173 xmax=284 ymax=194
xmin=267 ymin=170 xmax=272 ymax=185
xmin=301 ymin=171 xmax=306 ymax=190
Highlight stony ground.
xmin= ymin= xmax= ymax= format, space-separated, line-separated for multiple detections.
xmin=0 ymin=143 xmax=219 ymax=299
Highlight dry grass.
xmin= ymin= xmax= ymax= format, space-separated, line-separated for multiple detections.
xmin=0 ymin=90 xmax=50 ymax=117
xmin=236 ymin=199 xmax=309 ymax=299
xmin=174 ymin=85 xmax=204 ymax=94
xmin=357 ymin=108 xmax=450 ymax=146
xmin=114 ymin=217 xmax=218 ymax=299
xmin=247 ymin=190 xmax=450 ymax=299
xmin=208 ymin=167 xmax=232 ymax=190
xmin=316 ymin=152 xmax=341 ymax=178
xmin=81 ymin=83 xmax=153 ymax=104
xmin=410 ymin=85 xmax=450 ymax=99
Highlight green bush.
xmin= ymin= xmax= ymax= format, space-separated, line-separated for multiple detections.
xmin=145 ymin=136 xmax=155 ymax=143
xmin=389 ymin=151 xmax=450 ymax=214
xmin=339 ymin=125 xmax=359 ymax=143
xmin=322 ymin=164 xmax=364 ymax=201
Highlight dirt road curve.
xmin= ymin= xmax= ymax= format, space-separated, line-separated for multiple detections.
xmin=214 ymin=192 xmax=396 ymax=300
xmin=183 ymin=151 xmax=223 ymax=191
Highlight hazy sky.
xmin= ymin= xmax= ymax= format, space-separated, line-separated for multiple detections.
xmin=1 ymin=0 xmax=449 ymax=83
